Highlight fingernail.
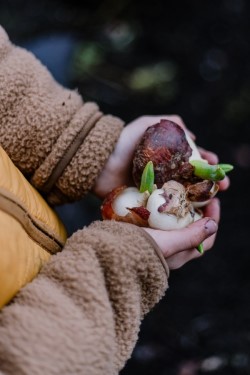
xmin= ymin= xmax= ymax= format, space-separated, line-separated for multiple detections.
xmin=204 ymin=219 xmax=218 ymax=235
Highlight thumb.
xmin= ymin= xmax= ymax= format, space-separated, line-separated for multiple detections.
xmin=144 ymin=218 xmax=218 ymax=258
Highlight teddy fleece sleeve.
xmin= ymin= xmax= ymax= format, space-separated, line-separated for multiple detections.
xmin=0 ymin=221 xmax=168 ymax=375
xmin=0 ymin=26 xmax=124 ymax=205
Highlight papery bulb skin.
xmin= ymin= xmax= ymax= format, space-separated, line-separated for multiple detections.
xmin=112 ymin=187 xmax=149 ymax=216
xmin=186 ymin=180 xmax=219 ymax=208
xmin=101 ymin=186 xmax=150 ymax=227
xmin=146 ymin=180 xmax=195 ymax=230
xmin=101 ymin=185 xmax=126 ymax=221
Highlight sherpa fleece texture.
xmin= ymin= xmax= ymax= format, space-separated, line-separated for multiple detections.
xmin=0 ymin=26 xmax=169 ymax=374
xmin=0 ymin=221 xmax=168 ymax=375
xmin=0 ymin=25 xmax=124 ymax=205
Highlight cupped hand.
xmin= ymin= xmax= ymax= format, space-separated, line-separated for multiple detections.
xmin=143 ymin=198 xmax=220 ymax=270
xmin=94 ymin=115 xmax=190 ymax=198
xmin=93 ymin=115 xmax=229 ymax=198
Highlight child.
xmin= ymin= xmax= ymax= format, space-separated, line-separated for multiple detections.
xmin=0 ymin=25 xmax=227 ymax=375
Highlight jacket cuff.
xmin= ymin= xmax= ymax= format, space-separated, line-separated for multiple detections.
xmin=0 ymin=26 xmax=11 ymax=59
xmin=31 ymin=102 xmax=124 ymax=204
xmin=137 ymin=228 xmax=169 ymax=277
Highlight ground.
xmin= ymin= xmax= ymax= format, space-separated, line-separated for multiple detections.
xmin=1 ymin=1 xmax=250 ymax=374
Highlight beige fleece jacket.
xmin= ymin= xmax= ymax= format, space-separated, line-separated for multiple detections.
xmin=0 ymin=26 xmax=123 ymax=205
xmin=0 ymin=26 xmax=169 ymax=374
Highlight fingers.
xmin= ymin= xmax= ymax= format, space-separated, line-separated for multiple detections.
xmin=198 ymin=148 xmax=231 ymax=191
xmin=166 ymin=248 xmax=202 ymax=269
xmin=152 ymin=218 xmax=218 ymax=270
xmin=144 ymin=217 xmax=218 ymax=258
xmin=167 ymin=224 xmax=217 ymax=270
xmin=184 ymin=198 xmax=220 ymax=253
xmin=218 ymin=176 xmax=230 ymax=191
xmin=143 ymin=198 xmax=220 ymax=269
xmin=199 ymin=147 xmax=219 ymax=164
xmin=202 ymin=197 xmax=220 ymax=223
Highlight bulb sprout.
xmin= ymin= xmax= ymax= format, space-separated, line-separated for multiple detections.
xmin=190 ymin=160 xmax=233 ymax=181
xmin=139 ymin=161 xmax=155 ymax=194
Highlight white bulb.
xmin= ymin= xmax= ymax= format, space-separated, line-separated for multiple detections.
xmin=146 ymin=182 xmax=194 ymax=230
xmin=112 ymin=187 xmax=149 ymax=216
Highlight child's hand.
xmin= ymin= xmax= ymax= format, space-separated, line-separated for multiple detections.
xmin=143 ymin=197 xmax=220 ymax=270
xmin=94 ymin=115 xmax=184 ymax=198
xmin=93 ymin=115 xmax=229 ymax=198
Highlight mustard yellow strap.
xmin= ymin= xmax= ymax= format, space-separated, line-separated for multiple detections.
xmin=0 ymin=189 xmax=64 ymax=255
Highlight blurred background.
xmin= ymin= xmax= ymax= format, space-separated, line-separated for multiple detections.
xmin=1 ymin=0 xmax=249 ymax=374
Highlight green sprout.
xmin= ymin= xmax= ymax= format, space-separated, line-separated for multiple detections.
xmin=140 ymin=161 xmax=155 ymax=194
xmin=190 ymin=160 xmax=234 ymax=181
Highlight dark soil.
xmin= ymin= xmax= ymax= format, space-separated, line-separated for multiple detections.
xmin=1 ymin=1 xmax=250 ymax=374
